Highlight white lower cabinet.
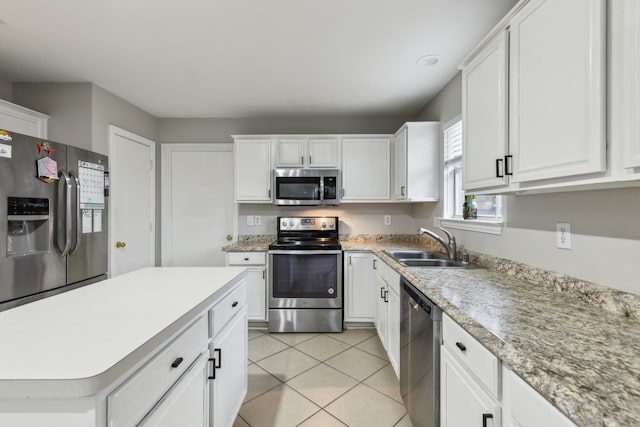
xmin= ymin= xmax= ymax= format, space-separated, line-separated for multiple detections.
xmin=226 ymin=252 xmax=267 ymax=322
xmin=209 ymin=306 xmax=248 ymax=427
xmin=140 ymin=353 xmax=209 ymax=427
xmin=374 ymin=259 xmax=388 ymax=345
xmin=344 ymin=251 xmax=376 ymax=322
xmin=108 ymin=280 xmax=248 ymax=427
xmin=372 ymin=256 xmax=400 ymax=377
xmin=441 ymin=346 xmax=501 ymax=427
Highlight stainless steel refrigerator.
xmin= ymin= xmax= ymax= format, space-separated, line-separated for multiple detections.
xmin=0 ymin=130 xmax=108 ymax=311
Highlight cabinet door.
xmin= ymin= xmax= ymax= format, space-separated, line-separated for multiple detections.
xmin=246 ymin=267 xmax=267 ymax=322
xmin=623 ymin=0 xmax=640 ymax=168
xmin=462 ymin=31 xmax=510 ymax=191
xmin=510 ymin=0 xmax=605 ymax=183
xmin=441 ymin=347 xmax=500 ymax=427
xmin=0 ymin=99 xmax=48 ymax=138
xmin=344 ymin=252 xmax=375 ymax=322
xmin=308 ymin=137 xmax=339 ymax=168
xmin=393 ymin=128 xmax=408 ymax=200
xmin=275 ymin=138 xmax=305 ymax=167
xmin=140 ymin=353 xmax=208 ymax=427
xmin=342 ymin=137 xmax=391 ymax=200
xmin=376 ymin=274 xmax=388 ymax=349
xmin=210 ymin=307 xmax=248 ymax=427
xmin=234 ymin=138 xmax=271 ymax=202
xmin=387 ymin=287 xmax=400 ymax=378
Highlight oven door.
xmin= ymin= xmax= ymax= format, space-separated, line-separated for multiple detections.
xmin=268 ymin=250 xmax=342 ymax=309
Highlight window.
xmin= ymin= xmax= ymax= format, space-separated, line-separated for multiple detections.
xmin=443 ymin=118 xmax=502 ymax=221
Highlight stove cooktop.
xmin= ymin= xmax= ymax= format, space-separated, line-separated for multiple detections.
xmin=268 ymin=238 xmax=341 ymax=251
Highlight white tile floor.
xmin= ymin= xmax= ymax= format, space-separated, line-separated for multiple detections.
xmin=234 ymin=329 xmax=412 ymax=427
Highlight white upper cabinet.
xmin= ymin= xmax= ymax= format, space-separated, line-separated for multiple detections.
xmin=393 ymin=122 xmax=439 ymax=201
xmin=233 ymin=137 xmax=272 ymax=203
xmin=462 ymin=31 xmax=510 ymax=191
xmin=509 ymin=0 xmax=605 ymax=183
xmin=342 ymin=136 xmax=391 ymax=201
xmin=275 ymin=136 xmax=339 ymax=168
xmin=0 ymin=99 xmax=49 ymax=138
xmin=622 ymin=0 xmax=640 ymax=169
xmin=275 ymin=137 xmax=305 ymax=167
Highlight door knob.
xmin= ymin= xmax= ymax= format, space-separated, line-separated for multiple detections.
xmin=115 ymin=241 xmax=126 ymax=248
xmin=226 ymin=234 xmax=233 ymax=241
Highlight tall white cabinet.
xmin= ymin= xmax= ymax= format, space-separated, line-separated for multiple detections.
xmin=233 ymin=137 xmax=271 ymax=202
xmin=462 ymin=31 xmax=510 ymax=191
xmin=342 ymin=136 xmax=391 ymax=201
xmin=509 ymin=0 xmax=606 ymax=183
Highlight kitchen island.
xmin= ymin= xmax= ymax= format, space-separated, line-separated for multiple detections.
xmin=0 ymin=267 xmax=248 ymax=426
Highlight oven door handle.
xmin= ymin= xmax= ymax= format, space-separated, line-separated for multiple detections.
xmin=268 ymin=250 xmax=343 ymax=255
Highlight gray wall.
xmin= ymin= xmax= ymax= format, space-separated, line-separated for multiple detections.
xmin=0 ymin=74 xmax=12 ymax=101
xmin=13 ymin=83 xmax=93 ymax=150
xmin=156 ymin=117 xmax=405 ymax=143
xmin=91 ymin=84 xmax=157 ymax=155
xmin=414 ymin=72 xmax=640 ymax=295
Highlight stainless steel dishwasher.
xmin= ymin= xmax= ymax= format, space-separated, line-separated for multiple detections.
xmin=400 ymin=278 xmax=442 ymax=427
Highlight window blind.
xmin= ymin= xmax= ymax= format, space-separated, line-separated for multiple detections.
xmin=444 ymin=121 xmax=463 ymax=164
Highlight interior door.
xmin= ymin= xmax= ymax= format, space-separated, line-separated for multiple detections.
xmin=161 ymin=144 xmax=235 ymax=267
xmin=109 ymin=126 xmax=156 ymax=277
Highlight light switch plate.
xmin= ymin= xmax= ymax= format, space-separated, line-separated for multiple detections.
xmin=384 ymin=215 xmax=391 ymax=226
xmin=556 ymin=222 xmax=571 ymax=249
xmin=246 ymin=216 xmax=254 ymax=226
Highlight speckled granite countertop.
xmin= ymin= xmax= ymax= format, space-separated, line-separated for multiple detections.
xmin=343 ymin=240 xmax=640 ymax=427
xmin=225 ymin=235 xmax=640 ymax=425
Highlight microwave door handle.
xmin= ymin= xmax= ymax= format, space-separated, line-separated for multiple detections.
xmin=320 ymin=178 xmax=324 ymax=201
xmin=57 ymin=170 xmax=73 ymax=257
xmin=69 ymin=171 xmax=82 ymax=255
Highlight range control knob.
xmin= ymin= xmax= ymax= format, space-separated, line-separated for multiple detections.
xmin=281 ymin=220 xmax=287 ymax=228
xmin=329 ymin=222 xmax=335 ymax=229
xmin=289 ymin=220 xmax=295 ymax=227
xmin=321 ymin=221 xmax=326 ymax=228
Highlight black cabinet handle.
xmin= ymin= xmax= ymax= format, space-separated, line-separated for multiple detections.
xmin=504 ymin=155 xmax=513 ymax=176
xmin=244 ymin=257 xmax=249 ymax=261
xmin=455 ymin=342 xmax=467 ymax=352
xmin=171 ymin=357 xmax=184 ymax=368
xmin=384 ymin=290 xmax=389 ymax=303
xmin=214 ymin=348 xmax=222 ymax=368
xmin=482 ymin=413 xmax=493 ymax=427
xmin=381 ymin=287 xmax=385 ymax=299
xmin=495 ymin=158 xmax=504 ymax=178
xmin=373 ymin=259 xmax=377 ymax=269
xmin=232 ymin=301 xmax=238 ymax=308
xmin=208 ymin=357 xmax=215 ymax=379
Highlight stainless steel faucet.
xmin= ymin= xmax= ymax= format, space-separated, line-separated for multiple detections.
xmin=417 ymin=227 xmax=457 ymax=260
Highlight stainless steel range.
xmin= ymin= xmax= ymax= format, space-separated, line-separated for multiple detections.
xmin=268 ymin=216 xmax=342 ymax=333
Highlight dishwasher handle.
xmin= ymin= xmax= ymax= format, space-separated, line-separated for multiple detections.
xmin=401 ymin=279 xmax=441 ymax=320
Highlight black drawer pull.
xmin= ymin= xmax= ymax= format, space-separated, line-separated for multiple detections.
xmin=483 ymin=413 xmax=493 ymax=427
xmin=495 ymin=158 xmax=504 ymax=178
xmin=232 ymin=301 xmax=238 ymax=308
xmin=504 ymin=155 xmax=513 ymax=176
xmin=384 ymin=290 xmax=389 ymax=303
xmin=380 ymin=287 xmax=385 ymax=299
xmin=455 ymin=342 xmax=467 ymax=352
xmin=244 ymin=257 xmax=249 ymax=261
xmin=171 ymin=357 xmax=184 ymax=368
xmin=208 ymin=357 xmax=215 ymax=380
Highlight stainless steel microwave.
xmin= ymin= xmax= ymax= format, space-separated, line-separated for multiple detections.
xmin=273 ymin=169 xmax=341 ymax=206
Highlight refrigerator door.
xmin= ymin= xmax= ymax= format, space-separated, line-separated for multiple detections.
xmin=0 ymin=132 xmax=67 ymax=305
xmin=66 ymin=147 xmax=109 ymax=285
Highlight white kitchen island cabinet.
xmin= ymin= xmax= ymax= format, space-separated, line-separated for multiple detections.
xmin=0 ymin=267 xmax=248 ymax=427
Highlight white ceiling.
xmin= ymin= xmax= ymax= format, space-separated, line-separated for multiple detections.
xmin=0 ymin=0 xmax=516 ymax=118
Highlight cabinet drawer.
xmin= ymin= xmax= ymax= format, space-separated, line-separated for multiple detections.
xmin=210 ymin=281 xmax=247 ymax=337
xmin=227 ymin=252 xmax=266 ymax=265
xmin=387 ymin=267 xmax=400 ymax=295
xmin=443 ymin=314 xmax=499 ymax=398
xmin=107 ymin=316 xmax=208 ymax=427
xmin=373 ymin=256 xmax=387 ymax=282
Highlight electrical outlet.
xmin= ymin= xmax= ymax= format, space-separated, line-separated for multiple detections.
xmin=254 ymin=216 xmax=262 ymax=226
xmin=384 ymin=215 xmax=391 ymax=226
xmin=556 ymin=223 xmax=571 ymax=249
xmin=246 ymin=215 xmax=254 ymax=226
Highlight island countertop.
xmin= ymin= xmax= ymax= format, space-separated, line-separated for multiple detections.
xmin=0 ymin=267 xmax=247 ymax=399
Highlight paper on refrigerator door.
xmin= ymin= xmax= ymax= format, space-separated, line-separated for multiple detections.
xmin=82 ymin=209 xmax=92 ymax=233
xmin=93 ymin=210 xmax=102 ymax=233
xmin=78 ymin=161 xmax=105 ymax=209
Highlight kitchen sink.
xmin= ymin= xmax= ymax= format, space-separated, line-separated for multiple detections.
xmin=383 ymin=250 xmax=483 ymax=269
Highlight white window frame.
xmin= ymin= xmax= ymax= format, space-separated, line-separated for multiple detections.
xmin=440 ymin=116 xmax=504 ymax=235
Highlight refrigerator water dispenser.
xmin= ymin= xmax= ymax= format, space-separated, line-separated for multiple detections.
xmin=6 ymin=197 xmax=50 ymax=256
